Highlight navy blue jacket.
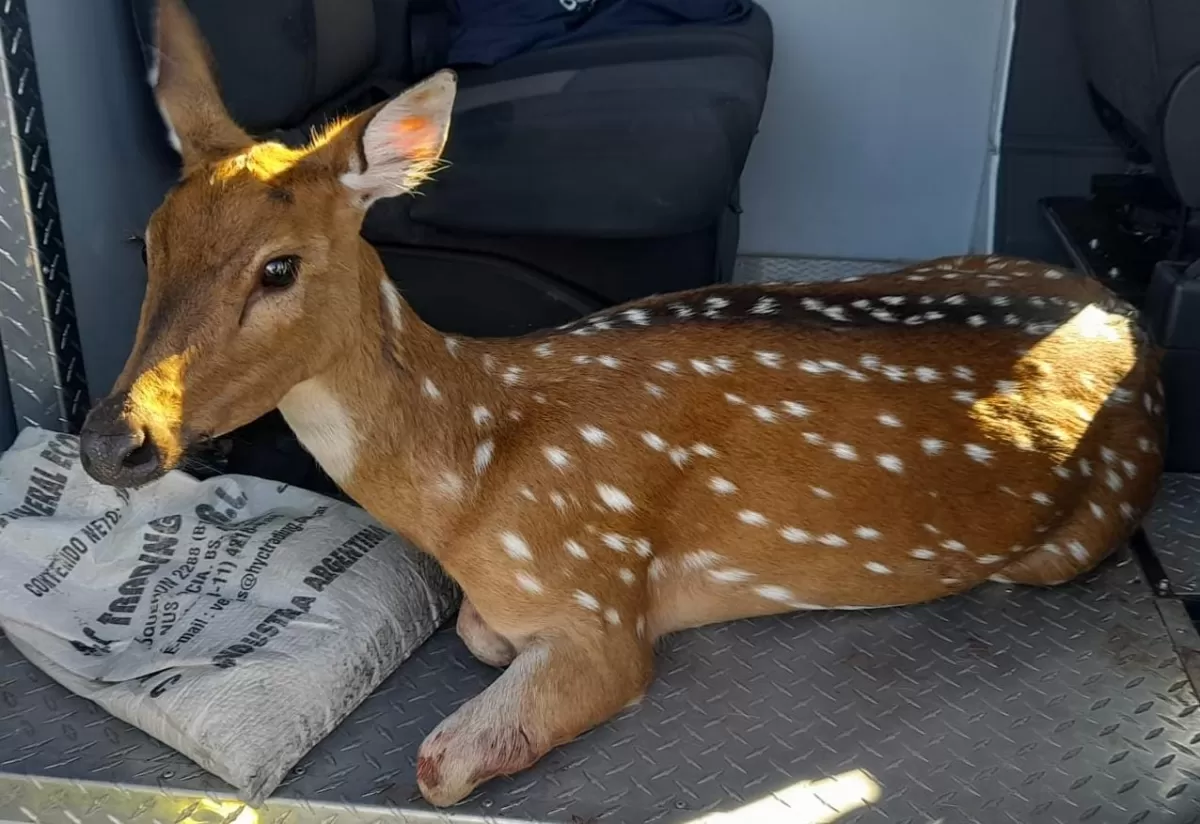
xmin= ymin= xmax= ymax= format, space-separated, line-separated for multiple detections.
xmin=447 ymin=0 xmax=753 ymax=66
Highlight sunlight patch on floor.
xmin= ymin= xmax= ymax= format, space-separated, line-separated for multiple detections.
xmin=687 ymin=768 xmax=883 ymax=823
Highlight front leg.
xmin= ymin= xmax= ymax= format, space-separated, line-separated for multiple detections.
xmin=456 ymin=596 xmax=517 ymax=668
xmin=416 ymin=631 xmax=653 ymax=806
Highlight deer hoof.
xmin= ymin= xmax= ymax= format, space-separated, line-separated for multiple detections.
xmin=416 ymin=719 xmax=535 ymax=806
xmin=456 ymin=602 xmax=516 ymax=668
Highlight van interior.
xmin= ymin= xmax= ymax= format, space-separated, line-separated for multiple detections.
xmin=1 ymin=1 xmax=1200 ymax=821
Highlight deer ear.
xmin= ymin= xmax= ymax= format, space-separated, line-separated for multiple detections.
xmin=149 ymin=0 xmax=252 ymax=172
xmin=339 ymin=70 xmax=457 ymax=209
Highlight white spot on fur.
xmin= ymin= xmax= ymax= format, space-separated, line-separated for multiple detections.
xmin=683 ymin=550 xmax=722 ymax=570
xmin=597 ymin=355 xmax=621 ymax=369
xmin=515 ymin=572 xmax=544 ymax=594
xmin=752 ymin=405 xmax=778 ymax=423
xmin=380 ymin=279 xmax=404 ymax=330
xmin=812 ymin=486 xmax=833 ymax=499
xmin=574 ymin=591 xmax=601 ymax=611
xmin=474 ymin=440 xmax=495 ymax=474
xmin=472 ymin=405 xmax=492 ymax=426
xmin=1031 ymin=492 xmax=1052 ymax=505
xmin=1106 ymin=470 xmax=1123 ymax=491
xmin=642 ymin=432 xmax=668 ymax=451
xmin=953 ymin=390 xmax=977 ymax=405
xmin=278 ymin=379 xmax=360 ymax=484
xmin=738 ymin=510 xmax=768 ymax=526
xmin=500 ymin=531 xmax=532 ymax=561
xmin=444 ymin=337 xmax=461 ymax=357
xmin=831 ymin=443 xmax=858 ymax=461
xmin=855 ymin=527 xmax=882 ymax=540
xmin=691 ymin=358 xmax=717 ymax=376
xmin=976 ymin=555 xmax=1003 ymax=565
xmin=623 ymin=308 xmax=651 ymax=326
xmin=921 ymin=438 xmax=946 ymax=456
xmin=804 ymin=432 xmax=825 ymax=445
xmin=915 ymin=367 xmax=941 ymax=383
xmin=709 ymin=477 xmax=737 ymax=495
xmin=645 ymin=382 xmax=666 ymax=398
xmin=780 ymin=527 xmax=811 ymax=544
xmin=877 ymin=454 xmax=903 ymax=473
xmin=756 ymin=585 xmax=795 ymax=603
xmin=597 ymin=483 xmax=634 ymax=512
xmin=655 ymin=360 xmax=680 ymax=374
xmin=1120 ymin=502 xmax=1135 ymax=520
xmin=750 ymin=296 xmax=780 ymax=315
xmin=965 ymin=444 xmax=994 ymax=464
xmin=502 ymin=366 xmax=524 ymax=386
xmin=1067 ymin=540 xmax=1089 ymax=562
xmin=619 ymin=567 xmax=636 ymax=584
xmin=819 ymin=534 xmax=848 ymax=547
xmin=911 ymin=548 xmax=936 ymax=560
xmin=692 ymin=443 xmax=718 ymax=457
xmin=877 ymin=413 xmax=902 ymax=428
xmin=601 ymin=533 xmax=628 ymax=552
xmin=864 ymin=562 xmax=892 ymax=575
xmin=782 ymin=401 xmax=811 ymax=418
xmin=564 ymin=539 xmax=588 ymax=560
xmin=669 ymin=447 xmax=690 ymax=467
xmin=633 ymin=538 xmax=653 ymax=558
xmin=941 ymin=540 xmax=966 ymax=552
xmin=708 ymin=568 xmax=754 ymax=583
xmin=580 ymin=425 xmax=611 ymax=447
xmin=543 ymin=446 xmax=571 ymax=469
xmin=534 ymin=342 xmax=554 ymax=358
xmin=422 ymin=378 xmax=442 ymax=400
xmin=755 ymin=351 xmax=784 ymax=369
xmin=604 ymin=608 xmax=621 ymax=626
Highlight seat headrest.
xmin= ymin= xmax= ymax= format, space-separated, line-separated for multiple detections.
xmin=130 ymin=0 xmax=377 ymax=134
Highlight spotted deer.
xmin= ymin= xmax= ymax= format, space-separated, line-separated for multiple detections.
xmin=77 ymin=0 xmax=1165 ymax=807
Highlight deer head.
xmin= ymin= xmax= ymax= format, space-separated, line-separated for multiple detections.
xmin=79 ymin=0 xmax=456 ymax=488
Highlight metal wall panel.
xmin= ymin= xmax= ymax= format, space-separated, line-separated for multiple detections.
xmin=0 ymin=0 xmax=89 ymax=432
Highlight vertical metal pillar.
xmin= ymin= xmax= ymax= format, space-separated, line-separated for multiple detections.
xmin=0 ymin=0 xmax=89 ymax=434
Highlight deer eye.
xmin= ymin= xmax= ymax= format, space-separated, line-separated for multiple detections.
xmin=260 ymin=255 xmax=299 ymax=289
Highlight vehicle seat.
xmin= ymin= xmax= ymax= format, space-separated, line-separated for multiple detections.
xmin=1067 ymin=0 xmax=1200 ymax=210
xmin=129 ymin=0 xmax=774 ymax=338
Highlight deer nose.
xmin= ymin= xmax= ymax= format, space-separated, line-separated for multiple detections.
xmin=80 ymin=401 xmax=163 ymax=488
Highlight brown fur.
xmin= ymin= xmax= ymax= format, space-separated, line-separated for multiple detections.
xmin=83 ymin=0 xmax=1167 ymax=807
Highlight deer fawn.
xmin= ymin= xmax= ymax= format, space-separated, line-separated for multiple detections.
xmin=76 ymin=0 xmax=1165 ymax=807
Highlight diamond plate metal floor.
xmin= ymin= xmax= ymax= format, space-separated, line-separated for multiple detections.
xmin=3 ymin=504 xmax=1200 ymax=822
xmin=1146 ymin=474 xmax=1200 ymax=595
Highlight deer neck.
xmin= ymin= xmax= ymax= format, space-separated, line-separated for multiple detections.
xmin=276 ymin=246 xmax=506 ymax=552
